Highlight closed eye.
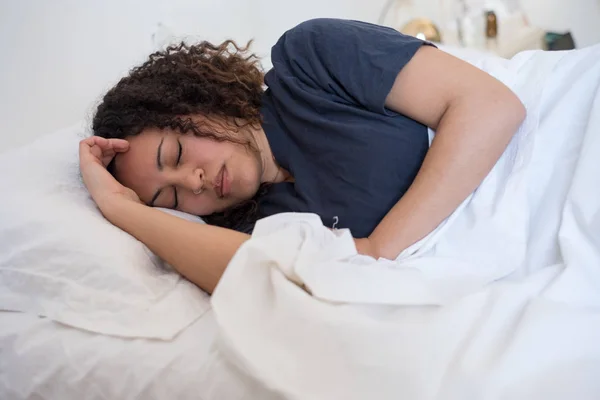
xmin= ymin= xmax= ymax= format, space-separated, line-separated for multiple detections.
xmin=172 ymin=138 xmax=183 ymax=209
xmin=176 ymin=139 xmax=182 ymax=164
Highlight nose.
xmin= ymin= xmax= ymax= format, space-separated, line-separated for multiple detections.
xmin=180 ymin=167 xmax=205 ymax=194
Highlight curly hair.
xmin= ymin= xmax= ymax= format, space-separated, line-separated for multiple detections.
xmin=92 ymin=40 xmax=268 ymax=233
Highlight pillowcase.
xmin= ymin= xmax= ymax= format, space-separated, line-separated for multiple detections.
xmin=0 ymin=124 xmax=210 ymax=340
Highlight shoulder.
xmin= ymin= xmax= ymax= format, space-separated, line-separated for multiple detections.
xmin=279 ymin=18 xmax=399 ymax=42
xmin=285 ymin=18 xmax=365 ymax=32
xmin=281 ymin=18 xmax=347 ymax=37
xmin=272 ymin=18 xmax=346 ymax=55
xmin=272 ymin=18 xmax=428 ymax=59
xmin=266 ymin=18 xmax=435 ymax=112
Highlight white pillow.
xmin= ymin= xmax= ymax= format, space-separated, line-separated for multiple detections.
xmin=0 ymin=124 xmax=210 ymax=340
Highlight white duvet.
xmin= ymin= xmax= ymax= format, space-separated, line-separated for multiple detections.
xmin=211 ymin=45 xmax=600 ymax=400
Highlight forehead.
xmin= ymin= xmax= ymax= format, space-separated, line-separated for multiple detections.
xmin=113 ymin=128 xmax=165 ymax=200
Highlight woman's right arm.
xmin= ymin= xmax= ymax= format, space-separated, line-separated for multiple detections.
xmin=80 ymin=137 xmax=249 ymax=294
xmin=104 ymin=200 xmax=249 ymax=293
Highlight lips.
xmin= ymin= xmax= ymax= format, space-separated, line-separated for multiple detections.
xmin=215 ymin=166 xmax=225 ymax=198
xmin=215 ymin=165 xmax=230 ymax=198
xmin=221 ymin=167 xmax=230 ymax=197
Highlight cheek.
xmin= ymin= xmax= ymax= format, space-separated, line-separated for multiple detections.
xmin=179 ymin=192 xmax=214 ymax=216
xmin=186 ymin=138 xmax=224 ymax=163
xmin=113 ymin=155 xmax=155 ymax=201
xmin=238 ymin=153 xmax=262 ymax=194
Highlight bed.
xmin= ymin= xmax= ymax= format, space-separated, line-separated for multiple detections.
xmin=0 ymin=125 xmax=259 ymax=399
xmin=2 ymin=44 xmax=600 ymax=399
xmin=0 ymin=310 xmax=238 ymax=399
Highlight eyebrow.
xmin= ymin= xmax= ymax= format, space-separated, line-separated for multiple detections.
xmin=149 ymin=137 xmax=166 ymax=207
xmin=156 ymin=137 xmax=165 ymax=171
xmin=176 ymin=139 xmax=182 ymax=164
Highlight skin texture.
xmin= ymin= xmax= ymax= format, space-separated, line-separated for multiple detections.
xmin=91 ymin=40 xmax=268 ymax=232
xmin=80 ymin=45 xmax=526 ymax=294
xmin=114 ymin=126 xmax=264 ymax=216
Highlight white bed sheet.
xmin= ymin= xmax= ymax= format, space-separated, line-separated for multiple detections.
xmin=210 ymin=44 xmax=600 ymax=399
xmin=0 ymin=310 xmax=252 ymax=400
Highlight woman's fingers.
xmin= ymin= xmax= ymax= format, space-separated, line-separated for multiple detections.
xmin=80 ymin=137 xmax=129 ymax=168
xmin=82 ymin=136 xmax=129 ymax=152
xmin=97 ymin=137 xmax=129 ymax=151
xmin=79 ymin=139 xmax=143 ymax=209
xmin=80 ymin=138 xmax=99 ymax=161
xmin=106 ymin=138 xmax=130 ymax=151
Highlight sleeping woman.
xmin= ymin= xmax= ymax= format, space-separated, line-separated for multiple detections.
xmin=79 ymin=18 xmax=525 ymax=293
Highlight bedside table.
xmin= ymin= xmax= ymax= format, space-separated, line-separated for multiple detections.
xmin=441 ymin=13 xmax=546 ymax=59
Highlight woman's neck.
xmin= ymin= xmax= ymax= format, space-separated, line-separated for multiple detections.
xmin=252 ymin=127 xmax=292 ymax=184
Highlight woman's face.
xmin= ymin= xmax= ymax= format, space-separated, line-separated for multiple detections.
xmin=112 ymin=126 xmax=263 ymax=216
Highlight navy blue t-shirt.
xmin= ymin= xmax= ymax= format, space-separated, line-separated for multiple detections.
xmin=258 ymin=18 xmax=432 ymax=238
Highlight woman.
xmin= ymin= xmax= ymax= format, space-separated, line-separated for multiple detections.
xmin=80 ymin=18 xmax=525 ymax=293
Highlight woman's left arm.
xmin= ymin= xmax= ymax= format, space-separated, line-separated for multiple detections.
xmin=361 ymin=46 xmax=526 ymax=260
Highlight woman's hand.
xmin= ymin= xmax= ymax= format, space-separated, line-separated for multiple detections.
xmin=79 ymin=136 xmax=140 ymax=212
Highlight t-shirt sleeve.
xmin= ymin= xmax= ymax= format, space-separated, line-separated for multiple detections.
xmin=269 ymin=18 xmax=435 ymax=114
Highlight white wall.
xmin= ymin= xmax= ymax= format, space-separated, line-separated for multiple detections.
xmin=1 ymin=0 xmax=599 ymax=152
xmin=0 ymin=0 xmax=390 ymax=152
xmin=520 ymin=0 xmax=600 ymax=47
